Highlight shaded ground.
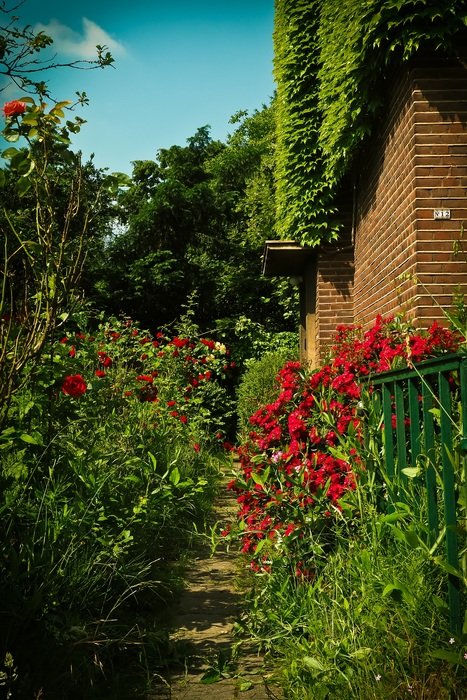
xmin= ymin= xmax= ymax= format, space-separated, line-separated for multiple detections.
xmin=148 ymin=475 xmax=282 ymax=699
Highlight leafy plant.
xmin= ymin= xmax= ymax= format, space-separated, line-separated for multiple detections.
xmin=223 ymin=313 xmax=466 ymax=698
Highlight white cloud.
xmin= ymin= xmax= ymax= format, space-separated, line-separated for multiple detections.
xmin=34 ymin=17 xmax=126 ymax=60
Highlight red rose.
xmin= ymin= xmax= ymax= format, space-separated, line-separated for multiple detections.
xmin=3 ymin=100 xmax=26 ymax=118
xmin=97 ymin=351 xmax=112 ymax=367
xmin=136 ymin=374 xmax=153 ymax=383
xmin=95 ymin=369 xmax=106 ymax=378
xmin=61 ymin=374 xmax=87 ymax=397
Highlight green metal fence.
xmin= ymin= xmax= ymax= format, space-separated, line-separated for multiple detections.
xmin=369 ymin=353 xmax=467 ymax=635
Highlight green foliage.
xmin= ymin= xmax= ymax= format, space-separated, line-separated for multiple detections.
xmin=232 ymin=380 xmax=467 ymax=697
xmin=274 ymin=0 xmax=339 ymax=245
xmin=0 ymin=311 xmax=231 ymax=696
xmin=240 ymin=504 xmax=466 ymax=699
xmin=273 ymin=0 xmax=467 ymax=245
xmin=223 ymin=315 xmax=466 ymax=698
xmin=236 ymin=349 xmax=297 ymax=438
xmin=91 ymin=110 xmax=299 ymax=364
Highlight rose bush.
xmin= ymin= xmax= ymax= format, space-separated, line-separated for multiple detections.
xmin=226 ymin=315 xmax=462 ymax=576
xmin=0 ymin=309 xmax=235 ymax=695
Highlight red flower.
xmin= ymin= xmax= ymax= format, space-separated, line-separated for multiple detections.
xmin=95 ymin=369 xmax=106 ymax=378
xmin=200 ymin=338 xmax=215 ymax=349
xmin=97 ymin=351 xmax=112 ymax=367
xmin=3 ymin=100 xmax=26 ymax=118
xmin=61 ymin=374 xmax=87 ymax=397
xmin=180 ymin=415 xmax=188 ymax=424
xmin=68 ymin=345 xmax=76 ymax=358
xmin=171 ymin=337 xmax=190 ymax=348
xmin=136 ymin=374 xmax=153 ymax=383
xmin=193 ymin=442 xmax=201 ymax=452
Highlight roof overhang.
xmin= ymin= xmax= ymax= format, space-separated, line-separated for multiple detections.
xmin=262 ymin=240 xmax=317 ymax=277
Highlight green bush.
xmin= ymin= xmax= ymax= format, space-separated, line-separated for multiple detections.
xmin=236 ymin=349 xmax=297 ymax=438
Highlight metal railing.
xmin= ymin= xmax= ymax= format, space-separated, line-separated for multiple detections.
xmin=369 ymin=353 xmax=467 ymax=634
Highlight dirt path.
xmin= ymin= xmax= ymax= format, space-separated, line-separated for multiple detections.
xmin=149 ymin=472 xmax=282 ymax=699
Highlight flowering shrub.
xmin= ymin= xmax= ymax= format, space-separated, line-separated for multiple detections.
xmin=53 ymin=316 xmax=236 ymax=446
xmin=226 ymin=315 xmax=462 ymax=575
xmin=0 ymin=309 xmax=236 ymax=694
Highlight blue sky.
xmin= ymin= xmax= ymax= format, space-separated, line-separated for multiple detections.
xmin=3 ymin=0 xmax=275 ymax=174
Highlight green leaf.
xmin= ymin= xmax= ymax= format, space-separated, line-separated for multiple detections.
xmin=381 ymin=511 xmax=410 ymax=523
xmin=382 ymin=581 xmax=413 ymax=604
xmin=430 ymin=649 xmax=466 ymax=665
xmin=404 ymin=529 xmax=422 ymax=548
xmin=401 ymin=466 xmax=420 ymax=478
xmin=0 ymin=169 xmax=4 ymax=187
xmin=302 ymin=656 xmax=326 ymax=671
xmin=2 ymin=147 xmax=19 ymax=159
xmin=250 ymin=471 xmax=264 ymax=487
xmin=433 ymin=556 xmax=464 ymax=579
xmin=147 ymin=451 xmax=157 ymax=470
xmin=238 ymin=681 xmax=254 ymax=691
xmin=200 ymin=669 xmax=222 ymax=684
xmin=169 ymin=466 xmax=180 ymax=486
xmin=4 ymin=132 xmax=19 ymax=142
xmin=350 ymin=647 xmax=372 ymax=659
xmin=19 ymin=433 xmax=43 ymax=445
xmin=17 ymin=176 xmax=31 ymax=197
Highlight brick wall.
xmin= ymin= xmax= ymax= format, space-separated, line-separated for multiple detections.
xmin=354 ymin=58 xmax=467 ymax=331
xmin=315 ymin=232 xmax=354 ymax=359
xmin=412 ymin=65 xmax=467 ymax=322
xmin=303 ymin=55 xmax=467 ymax=363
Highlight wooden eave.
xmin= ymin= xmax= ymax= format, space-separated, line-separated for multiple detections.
xmin=261 ymin=240 xmax=316 ymax=277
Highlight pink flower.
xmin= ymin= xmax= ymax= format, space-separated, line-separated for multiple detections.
xmin=3 ymin=100 xmax=26 ymax=118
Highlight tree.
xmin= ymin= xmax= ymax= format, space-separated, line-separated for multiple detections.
xmin=89 ymin=108 xmax=299 ymax=363
xmin=0 ymin=1 xmax=114 ymax=100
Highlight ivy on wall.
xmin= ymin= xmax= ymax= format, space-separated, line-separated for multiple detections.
xmin=274 ymin=0 xmax=467 ymax=246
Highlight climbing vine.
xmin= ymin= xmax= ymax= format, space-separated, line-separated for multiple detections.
xmin=274 ymin=0 xmax=467 ymax=246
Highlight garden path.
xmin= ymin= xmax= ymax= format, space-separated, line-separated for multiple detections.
xmin=149 ymin=466 xmax=282 ymax=700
